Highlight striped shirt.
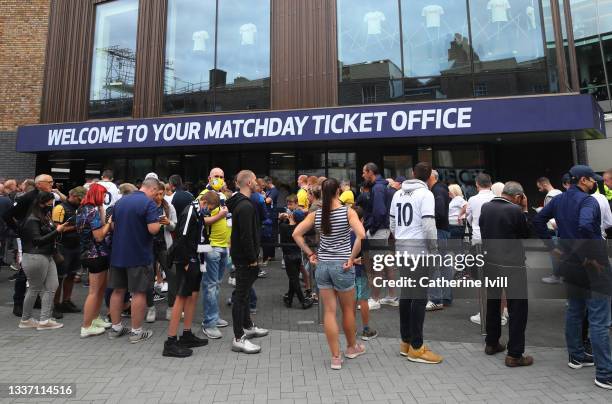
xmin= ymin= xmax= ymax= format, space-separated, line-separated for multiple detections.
xmin=314 ymin=206 xmax=351 ymax=261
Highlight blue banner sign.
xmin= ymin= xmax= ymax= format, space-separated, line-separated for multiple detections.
xmin=16 ymin=94 xmax=604 ymax=152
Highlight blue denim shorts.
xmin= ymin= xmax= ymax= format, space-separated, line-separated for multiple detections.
xmin=315 ymin=260 xmax=355 ymax=292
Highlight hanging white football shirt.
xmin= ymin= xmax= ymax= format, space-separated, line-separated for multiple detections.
xmin=390 ymin=180 xmax=435 ymax=240
xmin=526 ymin=6 xmax=536 ymax=29
xmin=192 ymin=30 xmax=210 ymax=52
xmin=240 ymin=23 xmax=257 ymax=45
xmin=364 ymin=11 xmax=386 ymax=35
xmin=97 ymin=180 xmax=121 ymax=210
xmin=422 ymin=5 xmax=444 ymax=28
xmin=487 ymin=0 xmax=510 ymax=23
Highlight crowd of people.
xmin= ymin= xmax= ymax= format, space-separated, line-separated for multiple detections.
xmin=1 ymin=163 xmax=611 ymax=390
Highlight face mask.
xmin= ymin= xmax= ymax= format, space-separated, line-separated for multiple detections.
xmin=210 ymin=178 xmax=224 ymax=192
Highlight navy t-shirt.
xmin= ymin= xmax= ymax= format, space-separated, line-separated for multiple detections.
xmin=110 ymin=191 xmax=159 ymax=267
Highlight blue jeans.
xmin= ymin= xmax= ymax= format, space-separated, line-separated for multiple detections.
xmin=566 ymin=297 xmax=612 ymax=379
xmin=201 ymin=247 xmax=228 ymax=328
xmin=428 ymin=229 xmax=453 ymax=305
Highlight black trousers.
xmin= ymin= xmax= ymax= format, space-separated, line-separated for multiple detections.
xmin=284 ymin=256 xmax=305 ymax=303
xmin=232 ymin=264 xmax=259 ymax=339
xmin=399 ymin=298 xmax=427 ymax=349
xmin=13 ymin=268 xmax=27 ymax=306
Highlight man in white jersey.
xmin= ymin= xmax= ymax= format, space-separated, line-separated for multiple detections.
xmin=390 ymin=162 xmax=443 ymax=364
xmin=98 ymin=169 xmax=121 ymax=211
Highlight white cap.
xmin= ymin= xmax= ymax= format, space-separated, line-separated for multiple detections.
xmin=145 ymin=172 xmax=159 ymax=180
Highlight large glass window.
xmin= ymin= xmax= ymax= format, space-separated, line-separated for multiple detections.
xmin=89 ymin=0 xmax=139 ymax=119
xmin=163 ymin=0 xmax=270 ymax=114
xmin=164 ymin=0 xmax=216 ymax=114
xmin=337 ymin=0 xmax=403 ymax=105
xmin=215 ymin=0 xmax=271 ymax=111
xmin=469 ymin=0 xmax=548 ymax=95
xmin=401 ymin=0 xmax=471 ymax=78
xmin=328 ymin=152 xmax=357 ymax=186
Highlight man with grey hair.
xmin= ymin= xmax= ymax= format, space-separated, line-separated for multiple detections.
xmin=108 ymin=177 xmax=163 ymax=343
xmin=479 ymin=181 xmax=533 ymax=367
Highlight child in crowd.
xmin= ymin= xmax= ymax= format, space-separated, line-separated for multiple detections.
xmin=279 ymin=205 xmax=313 ymax=309
xmin=352 ymin=206 xmax=378 ymax=340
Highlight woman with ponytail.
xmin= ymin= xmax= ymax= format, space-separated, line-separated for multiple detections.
xmin=293 ymin=178 xmax=366 ymax=370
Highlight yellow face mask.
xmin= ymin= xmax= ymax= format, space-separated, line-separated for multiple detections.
xmin=211 ymin=178 xmax=225 ymax=191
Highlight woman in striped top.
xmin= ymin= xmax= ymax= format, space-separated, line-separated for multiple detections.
xmin=293 ymin=178 xmax=367 ymax=370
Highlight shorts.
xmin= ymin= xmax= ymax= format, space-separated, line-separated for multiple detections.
xmin=82 ymin=256 xmax=109 ymax=274
xmin=355 ymin=275 xmax=371 ymax=301
xmin=108 ymin=264 xmax=154 ymax=293
xmin=175 ymin=259 xmax=202 ymax=297
xmin=315 ymin=260 xmax=355 ymax=292
xmin=57 ymin=246 xmax=80 ymax=277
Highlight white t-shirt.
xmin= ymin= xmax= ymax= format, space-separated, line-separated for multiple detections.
xmin=164 ymin=193 xmax=174 ymax=206
xmin=593 ymin=193 xmax=612 ymax=238
xmin=487 ymin=0 xmax=510 ymax=23
xmin=192 ymin=30 xmax=210 ymax=51
xmin=466 ymin=189 xmax=495 ymax=244
xmin=390 ymin=185 xmax=435 ymax=240
xmin=97 ymin=180 xmax=121 ymax=210
xmin=544 ymin=188 xmax=562 ymax=206
xmin=240 ymin=23 xmax=257 ymax=45
xmin=422 ymin=5 xmax=444 ymax=28
xmin=364 ymin=11 xmax=386 ymax=35
xmin=448 ymin=195 xmax=467 ymax=225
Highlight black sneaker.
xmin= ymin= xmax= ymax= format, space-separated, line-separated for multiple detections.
xmin=283 ymin=295 xmax=292 ymax=308
xmin=178 ymin=331 xmax=209 ymax=348
xmin=301 ymin=297 xmax=314 ymax=310
xmin=8 ymin=273 xmax=18 ymax=281
xmin=163 ymin=339 xmax=192 ymax=358
xmin=12 ymin=304 xmax=22 ymax=317
xmin=595 ymin=377 xmax=612 ymax=390
xmin=153 ymin=292 xmax=166 ymax=302
xmin=52 ymin=306 xmax=64 ymax=319
xmin=568 ymin=354 xmax=595 ymax=369
xmin=121 ymin=308 xmax=131 ymax=318
xmin=59 ymin=301 xmax=80 ymax=313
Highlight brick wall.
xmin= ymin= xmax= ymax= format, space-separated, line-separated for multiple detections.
xmin=0 ymin=132 xmax=36 ymax=180
xmin=0 ymin=1 xmax=50 ymax=179
xmin=0 ymin=0 xmax=50 ymax=131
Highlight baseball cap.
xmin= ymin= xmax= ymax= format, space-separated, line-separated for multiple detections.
xmin=395 ymin=176 xmax=407 ymax=184
xmin=292 ymin=209 xmax=306 ymax=223
xmin=561 ymin=173 xmax=571 ymax=184
xmin=145 ymin=172 xmax=159 ymax=180
xmin=569 ymin=165 xmax=602 ymax=182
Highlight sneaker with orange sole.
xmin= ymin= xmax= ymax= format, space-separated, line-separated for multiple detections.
xmin=400 ymin=341 xmax=410 ymax=357
xmin=407 ymin=345 xmax=443 ymax=364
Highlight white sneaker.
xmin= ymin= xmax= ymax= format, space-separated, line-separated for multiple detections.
xmin=368 ymin=299 xmax=381 ymax=310
xmin=470 ymin=312 xmax=481 ymax=325
xmin=18 ymin=318 xmax=39 ymax=329
xmin=203 ymin=326 xmax=223 ymax=339
xmin=244 ymin=325 xmax=269 ymax=338
xmin=542 ymin=275 xmax=562 ymax=284
xmin=146 ymin=307 xmax=156 ymax=323
xmin=92 ymin=316 xmax=112 ymax=329
xmin=228 ymin=276 xmax=236 ymax=286
xmin=232 ymin=335 xmax=261 ymax=353
xmin=426 ymin=301 xmax=444 ymax=311
xmin=80 ymin=325 xmax=106 ymax=338
xmin=37 ymin=319 xmax=63 ymax=330
xmin=217 ymin=318 xmax=229 ymax=328
xmin=160 ymin=282 xmax=168 ymax=293
xmin=380 ymin=296 xmax=399 ymax=307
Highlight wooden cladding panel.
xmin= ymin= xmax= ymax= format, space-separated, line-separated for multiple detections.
xmin=133 ymin=0 xmax=167 ymax=118
xmin=41 ymin=0 xmax=95 ymax=123
xmin=271 ymin=0 xmax=338 ymax=110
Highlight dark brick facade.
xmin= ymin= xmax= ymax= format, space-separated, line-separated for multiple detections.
xmin=0 ymin=132 xmax=36 ymax=180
